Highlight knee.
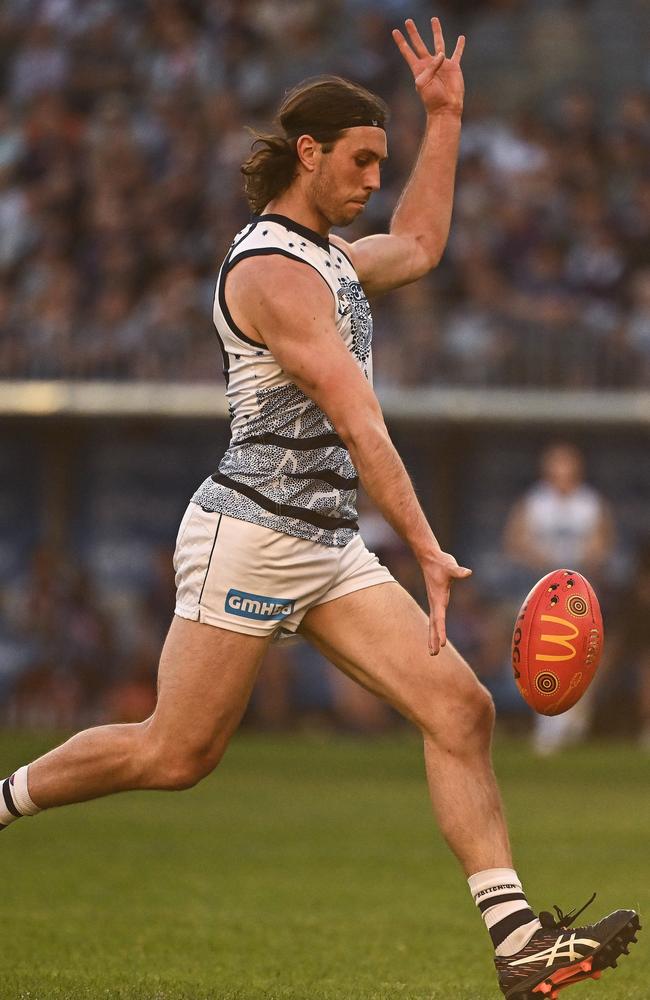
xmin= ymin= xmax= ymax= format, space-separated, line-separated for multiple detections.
xmin=158 ymin=753 xmax=217 ymax=791
xmin=473 ymin=682 xmax=496 ymax=739
xmin=141 ymin=736 xmax=223 ymax=792
xmin=421 ymin=679 xmax=495 ymax=755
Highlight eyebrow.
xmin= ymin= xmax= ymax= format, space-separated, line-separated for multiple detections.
xmin=354 ymin=148 xmax=388 ymax=162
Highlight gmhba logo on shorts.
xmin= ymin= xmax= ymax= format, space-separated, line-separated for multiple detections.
xmin=225 ymin=589 xmax=295 ymax=621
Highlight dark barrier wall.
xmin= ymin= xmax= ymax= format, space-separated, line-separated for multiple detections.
xmin=0 ymin=416 xmax=648 ymax=740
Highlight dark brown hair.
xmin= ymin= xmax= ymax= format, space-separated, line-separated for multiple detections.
xmin=241 ymin=76 xmax=388 ymax=214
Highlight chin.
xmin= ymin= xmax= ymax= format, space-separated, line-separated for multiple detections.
xmin=330 ymin=206 xmax=364 ymax=227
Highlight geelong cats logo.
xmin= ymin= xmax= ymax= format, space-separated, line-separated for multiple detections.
xmin=337 ymin=277 xmax=373 ymax=365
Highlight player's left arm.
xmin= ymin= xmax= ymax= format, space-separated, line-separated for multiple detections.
xmin=334 ymin=17 xmax=465 ymax=297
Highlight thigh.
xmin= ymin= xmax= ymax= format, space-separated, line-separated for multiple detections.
xmin=147 ymin=615 xmax=271 ymax=757
xmin=299 ymin=581 xmax=482 ymax=727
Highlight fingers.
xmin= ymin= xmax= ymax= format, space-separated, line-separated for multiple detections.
xmin=391 ymin=28 xmax=419 ymax=73
xmin=414 ymin=52 xmax=445 ymax=90
xmin=425 ymin=559 xmax=471 ymax=655
xmin=428 ymin=613 xmax=447 ymax=657
xmin=405 ymin=18 xmax=430 ymax=59
xmin=431 ymin=16 xmax=445 ymax=56
xmin=452 ymin=34 xmax=466 ymax=63
xmin=393 ymin=19 xmax=462 ymax=77
xmin=428 ymin=617 xmax=438 ymax=657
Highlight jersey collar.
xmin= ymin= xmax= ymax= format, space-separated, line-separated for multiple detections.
xmin=254 ymin=213 xmax=331 ymax=252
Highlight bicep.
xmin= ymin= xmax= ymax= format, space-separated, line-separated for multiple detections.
xmin=331 ymin=233 xmax=430 ymax=296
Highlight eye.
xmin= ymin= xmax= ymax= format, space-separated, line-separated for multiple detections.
xmin=355 ymin=157 xmax=370 ymax=168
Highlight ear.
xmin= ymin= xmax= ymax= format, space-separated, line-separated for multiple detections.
xmin=295 ymin=134 xmax=319 ymax=173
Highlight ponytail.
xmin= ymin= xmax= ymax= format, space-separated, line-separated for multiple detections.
xmin=241 ymin=132 xmax=298 ymax=215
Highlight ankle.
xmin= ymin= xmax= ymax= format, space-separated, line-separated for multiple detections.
xmin=0 ymin=765 xmax=41 ymax=829
xmin=468 ymin=867 xmax=541 ymax=955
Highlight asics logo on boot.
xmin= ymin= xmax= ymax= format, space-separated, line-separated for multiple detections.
xmin=508 ymin=932 xmax=600 ymax=968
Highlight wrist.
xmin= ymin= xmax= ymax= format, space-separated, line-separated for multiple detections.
xmin=426 ymin=105 xmax=463 ymax=122
xmin=413 ymin=537 xmax=444 ymax=563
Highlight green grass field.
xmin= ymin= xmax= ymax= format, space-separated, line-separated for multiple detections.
xmin=0 ymin=731 xmax=647 ymax=1000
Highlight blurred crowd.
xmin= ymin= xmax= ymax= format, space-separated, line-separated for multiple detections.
xmin=0 ymin=0 xmax=649 ymax=387
xmin=0 ymin=2 xmax=649 ymax=742
xmin=1 ymin=438 xmax=649 ymax=750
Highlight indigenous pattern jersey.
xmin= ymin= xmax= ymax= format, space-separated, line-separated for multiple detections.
xmin=192 ymin=213 xmax=374 ymax=547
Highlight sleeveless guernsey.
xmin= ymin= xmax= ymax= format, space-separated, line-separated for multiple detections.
xmin=192 ymin=213 xmax=374 ymax=547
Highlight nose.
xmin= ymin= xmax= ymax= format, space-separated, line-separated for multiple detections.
xmin=365 ymin=163 xmax=381 ymax=192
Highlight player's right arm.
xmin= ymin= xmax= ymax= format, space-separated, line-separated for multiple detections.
xmin=226 ymin=255 xmax=471 ymax=654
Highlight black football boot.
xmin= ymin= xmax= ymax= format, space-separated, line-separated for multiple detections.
xmin=495 ymin=894 xmax=641 ymax=999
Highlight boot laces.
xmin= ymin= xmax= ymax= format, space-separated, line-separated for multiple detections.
xmin=539 ymin=892 xmax=597 ymax=930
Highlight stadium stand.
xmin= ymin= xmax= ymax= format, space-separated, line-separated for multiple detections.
xmin=1 ymin=0 xmax=649 ymax=737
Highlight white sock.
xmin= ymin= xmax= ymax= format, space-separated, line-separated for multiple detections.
xmin=0 ymin=766 xmax=41 ymax=828
xmin=469 ymin=867 xmax=541 ymax=957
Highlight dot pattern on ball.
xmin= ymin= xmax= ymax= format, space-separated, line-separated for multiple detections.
xmin=567 ymin=595 xmax=589 ymax=617
xmin=534 ymin=671 xmax=560 ymax=696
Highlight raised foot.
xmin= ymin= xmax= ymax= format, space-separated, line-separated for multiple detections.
xmin=498 ymin=910 xmax=642 ymax=1000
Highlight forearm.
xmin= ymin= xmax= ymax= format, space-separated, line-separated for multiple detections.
xmin=390 ymin=109 xmax=462 ymax=268
xmin=345 ymin=418 xmax=441 ymax=561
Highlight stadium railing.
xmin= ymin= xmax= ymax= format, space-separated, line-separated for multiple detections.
xmin=2 ymin=381 xmax=650 ymax=427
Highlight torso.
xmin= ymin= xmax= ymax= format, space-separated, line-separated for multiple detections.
xmin=192 ymin=213 xmax=374 ymax=547
xmin=522 ymin=483 xmax=603 ymax=568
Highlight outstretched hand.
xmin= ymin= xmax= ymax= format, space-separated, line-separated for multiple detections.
xmin=419 ymin=548 xmax=472 ymax=656
xmin=392 ymin=17 xmax=465 ymax=117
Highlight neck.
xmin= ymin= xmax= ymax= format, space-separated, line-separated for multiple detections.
xmin=264 ymin=188 xmax=330 ymax=238
xmin=552 ymin=483 xmax=577 ymax=496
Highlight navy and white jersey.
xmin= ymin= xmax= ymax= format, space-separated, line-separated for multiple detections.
xmin=192 ymin=213 xmax=374 ymax=547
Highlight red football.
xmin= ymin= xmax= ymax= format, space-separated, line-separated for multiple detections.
xmin=511 ymin=569 xmax=604 ymax=716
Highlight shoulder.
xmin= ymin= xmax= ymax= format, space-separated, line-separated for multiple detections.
xmin=574 ymin=484 xmax=607 ymax=512
xmin=228 ymin=251 xmax=328 ymax=287
xmin=226 ymin=220 xmax=335 ymax=295
xmin=329 ymin=233 xmax=356 ymax=268
xmin=226 ymin=253 xmax=334 ymax=325
xmin=520 ymin=483 xmax=551 ymax=512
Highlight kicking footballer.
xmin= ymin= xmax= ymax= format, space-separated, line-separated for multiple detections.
xmin=1 ymin=17 xmax=640 ymax=998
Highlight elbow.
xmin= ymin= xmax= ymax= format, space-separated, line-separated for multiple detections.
xmin=337 ymin=412 xmax=388 ymax=454
xmin=411 ymin=237 xmax=445 ymax=279
xmin=420 ymin=235 xmax=447 ymax=273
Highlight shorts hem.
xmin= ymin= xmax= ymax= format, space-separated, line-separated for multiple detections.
xmin=308 ymin=572 xmax=395 ymax=612
xmin=174 ymin=604 xmax=199 ymax=621
xmin=174 ymin=605 xmax=277 ymax=638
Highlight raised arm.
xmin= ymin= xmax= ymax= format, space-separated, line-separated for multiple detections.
xmin=335 ymin=17 xmax=465 ymax=296
xmin=226 ymin=256 xmax=471 ymax=653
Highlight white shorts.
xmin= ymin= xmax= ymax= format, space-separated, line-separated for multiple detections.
xmin=173 ymin=502 xmax=394 ymax=638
